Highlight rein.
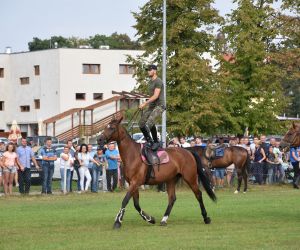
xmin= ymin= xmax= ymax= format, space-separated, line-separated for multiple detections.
xmin=126 ymin=109 xmax=141 ymax=131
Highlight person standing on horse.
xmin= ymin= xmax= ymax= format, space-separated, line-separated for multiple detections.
xmin=139 ymin=65 xmax=165 ymax=151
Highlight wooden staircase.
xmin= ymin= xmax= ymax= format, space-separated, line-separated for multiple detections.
xmin=43 ymin=96 xmax=125 ymax=142
xmin=55 ymin=110 xmax=123 ymax=141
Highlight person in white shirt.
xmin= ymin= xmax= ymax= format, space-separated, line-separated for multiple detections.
xmin=77 ymin=144 xmax=100 ymax=192
xmin=180 ymin=137 xmax=190 ymax=148
xmin=60 ymin=146 xmax=74 ymax=193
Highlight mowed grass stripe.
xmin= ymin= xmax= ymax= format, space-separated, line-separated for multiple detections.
xmin=0 ymin=186 xmax=299 ymax=250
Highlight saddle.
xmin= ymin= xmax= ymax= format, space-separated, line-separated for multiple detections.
xmin=141 ymin=144 xmax=169 ymax=184
xmin=205 ymin=144 xmax=227 ymax=161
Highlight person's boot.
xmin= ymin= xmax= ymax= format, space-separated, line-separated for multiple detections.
xmin=150 ymin=125 xmax=160 ymax=151
xmin=140 ymin=126 xmax=154 ymax=147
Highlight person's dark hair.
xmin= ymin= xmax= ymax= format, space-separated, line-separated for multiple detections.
xmin=79 ymin=144 xmax=88 ymax=153
xmin=45 ymin=137 xmax=52 ymax=143
xmin=6 ymin=142 xmax=16 ymax=152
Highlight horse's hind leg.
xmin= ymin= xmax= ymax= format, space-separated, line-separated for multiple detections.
xmin=160 ymin=179 xmax=177 ymax=226
xmin=133 ymin=190 xmax=155 ymax=224
xmin=234 ymin=168 xmax=243 ymax=194
xmin=188 ymin=181 xmax=211 ymax=224
xmin=243 ymin=170 xmax=248 ymax=193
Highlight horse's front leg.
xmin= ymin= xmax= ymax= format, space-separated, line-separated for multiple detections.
xmin=113 ymin=182 xmax=138 ymax=229
xmin=133 ymin=190 xmax=156 ymax=224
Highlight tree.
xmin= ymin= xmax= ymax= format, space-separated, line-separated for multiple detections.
xmin=272 ymin=0 xmax=300 ymax=117
xmin=219 ymin=0 xmax=288 ymax=135
xmin=130 ymin=0 xmax=225 ymax=136
xmin=28 ymin=33 xmax=141 ymax=51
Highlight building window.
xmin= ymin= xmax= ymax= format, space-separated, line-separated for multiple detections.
xmin=93 ymin=93 xmax=103 ymax=100
xmin=20 ymin=77 xmax=30 ymax=85
xmin=20 ymin=105 xmax=30 ymax=112
xmin=76 ymin=93 xmax=86 ymax=100
xmin=0 ymin=101 xmax=4 ymax=111
xmin=34 ymin=65 xmax=40 ymax=75
xmin=34 ymin=99 xmax=40 ymax=109
xmin=0 ymin=68 xmax=4 ymax=78
xmin=119 ymin=64 xmax=135 ymax=74
xmin=82 ymin=64 xmax=100 ymax=74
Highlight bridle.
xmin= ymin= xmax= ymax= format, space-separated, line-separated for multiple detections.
xmin=99 ymin=123 xmax=120 ymax=145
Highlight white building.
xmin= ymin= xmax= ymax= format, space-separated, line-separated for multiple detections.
xmin=0 ymin=48 xmax=143 ymax=137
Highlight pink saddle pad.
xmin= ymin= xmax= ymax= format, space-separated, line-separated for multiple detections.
xmin=140 ymin=144 xmax=169 ymax=164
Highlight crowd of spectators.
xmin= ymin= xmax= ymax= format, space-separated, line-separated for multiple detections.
xmin=0 ymin=134 xmax=299 ymax=196
xmin=167 ymin=135 xmax=300 ymax=189
xmin=0 ymin=137 xmax=121 ymax=196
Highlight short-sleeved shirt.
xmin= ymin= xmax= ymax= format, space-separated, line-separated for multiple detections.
xmin=148 ymin=77 xmax=164 ymax=109
xmin=60 ymin=153 xmax=73 ymax=169
xmin=93 ymin=154 xmax=106 ymax=168
xmin=3 ymin=152 xmax=17 ymax=166
xmin=88 ymin=151 xmax=95 ymax=169
xmin=17 ymin=146 xmax=34 ymax=169
xmin=78 ymin=153 xmax=93 ymax=167
xmin=40 ymin=146 xmax=57 ymax=165
xmin=290 ymin=147 xmax=300 ymax=163
xmin=105 ymin=149 xmax=119 ymax=170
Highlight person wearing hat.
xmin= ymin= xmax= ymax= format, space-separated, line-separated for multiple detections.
xmin=138 ymin=64 xmax=165 ymax=150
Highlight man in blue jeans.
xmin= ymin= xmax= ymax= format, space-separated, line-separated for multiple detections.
xmin=290 ymin=146 xmax=300 ymax=189
xmin=17 ymin=138 xmax=40 ymax=194
xmin=105 ymin=142 xmax=120 ymax=192
xmin=92 ymin=147 xmax=107 ymax=192
xmin=40 ymin=138 xmax=57 ymax=194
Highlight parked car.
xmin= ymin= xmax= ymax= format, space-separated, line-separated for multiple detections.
xmin=31 ymin=146 xmax=101 ymax=183
xmin=132 ymin=132 xmax=161 ymax=143
xmin=27 ymin=136 xmax=59 ymax=147
xmin=31 ymin=146 xmax=75 ymax=183
xmin=0 ymin=137 xmax=9 ymax=144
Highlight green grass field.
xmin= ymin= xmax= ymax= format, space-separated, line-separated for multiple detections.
xmin=0 ymin=184 xmax=299 ymax=250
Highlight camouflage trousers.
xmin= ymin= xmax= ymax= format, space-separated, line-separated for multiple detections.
xmin=139 ymin=105 xmax=164 ymax=129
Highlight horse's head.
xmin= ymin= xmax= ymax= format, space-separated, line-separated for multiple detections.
xmin=98 ymin=115 xmax=123 ymax=147
xmin=205 ymin=144 xmax=215 ymax=160
xmin=281 ymin=122 xmax=300 ymax=148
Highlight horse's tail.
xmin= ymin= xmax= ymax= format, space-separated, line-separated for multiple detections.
xmin=191 ymin=152 xmax=217 ymax=202
xmin=245 ymin=151 xmax=251 ymax=175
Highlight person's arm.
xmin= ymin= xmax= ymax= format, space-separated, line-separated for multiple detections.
xmin=41 ymin=148 xmax=49 ymax=161
xmin=15 ymin=156 xmax=24 ymax=171
xmin=61 ymin=153 xmax=69 ymax=161
xmin=291 ymin=151 xmax=300 ymax=161
xmin=260 ymin=148 xmax=266 ymax=162
xmin=139 ymin=88 xmax=161 ymax=109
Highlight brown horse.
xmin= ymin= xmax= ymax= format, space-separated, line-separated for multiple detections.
xmin=98 ymin=116 xmax=216 ymax=229
xmin=187 ymin=146 xmax=250 ymax=193
xmin=281 ymin=122 xmax=300 ymax=147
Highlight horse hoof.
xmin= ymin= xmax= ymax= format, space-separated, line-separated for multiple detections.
xmin=243 ymin=191 xmax=247 ymax=194
xmin=234 ymin=190 xmax=239 ymax=194
xmin=160 ymin=221 xmax=167 ymax=226
xmin=204 ymin=217 xmax=211 ymax=224
xmin=149 ymin=217 xmax=156 ymax=224
xmin=113 ymin=222 xmax=122 ymax=229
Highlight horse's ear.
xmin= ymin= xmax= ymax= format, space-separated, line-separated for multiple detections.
xmin=292 ymin=122 xmax=296 ymax=129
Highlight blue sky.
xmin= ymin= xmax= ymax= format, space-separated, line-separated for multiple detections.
xmin=0 ymin=0 xmax=270 ymax=52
